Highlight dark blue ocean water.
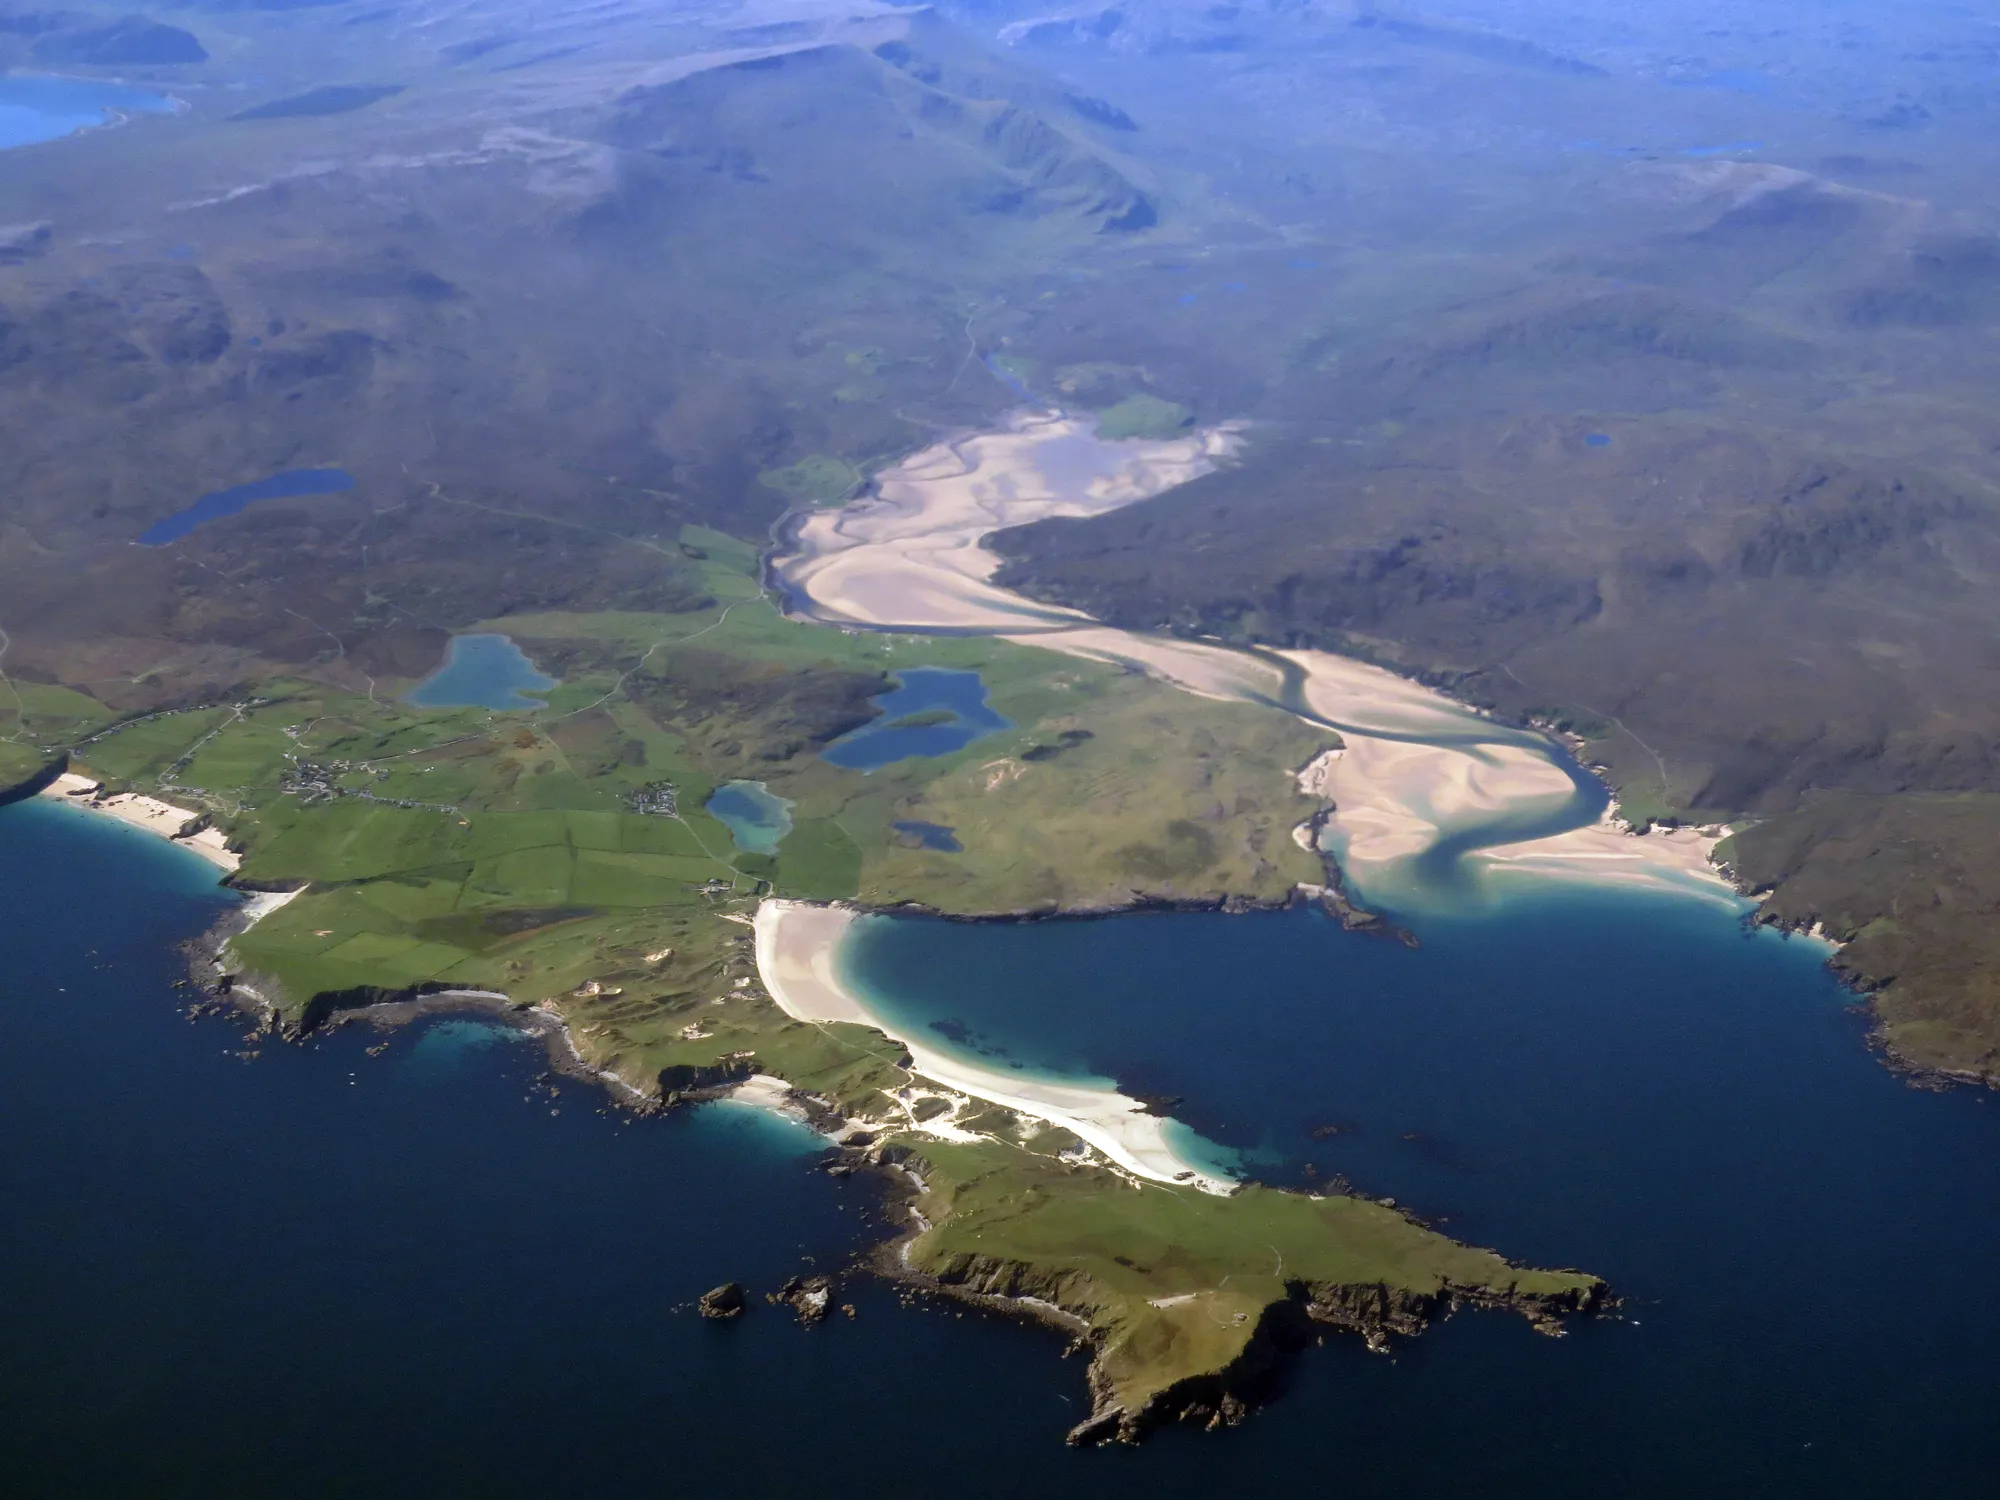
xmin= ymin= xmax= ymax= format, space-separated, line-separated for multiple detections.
xmin=406 ymin=634 xmax=555 ymax=711
xmin=821 ymin=666 xmax=1009 ymax=771
xmin=845 ymin=894 xmax=2000 ymax=1493
xmin=9 ymin=799 xmax=2000 ymax=1496
xmin=137 ymin=468 xmax=355 ymax=546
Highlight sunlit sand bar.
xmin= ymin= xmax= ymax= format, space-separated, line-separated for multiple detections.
xmin=771 ymin=410 xmax=1735 ymax=906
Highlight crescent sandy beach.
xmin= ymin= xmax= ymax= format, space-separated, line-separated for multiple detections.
xmin=39 ymin=771 xmax=240 ymax=871
xmin=754 ymin=898 xmax=1239 ymax=1195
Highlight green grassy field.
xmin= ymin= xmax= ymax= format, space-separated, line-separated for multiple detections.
xmin=24 ymin=522 xmax=1601 ymax=1428
xmin=1092 ymin=393 xmax=1193 ymax=441
xmin=43 ymin=529 xmax=1332 ymax=1020
xmin=898 ymin=1135 xmax=1602 ymax=1431
xmin=758 ymin=455 xmax=864 ymax=507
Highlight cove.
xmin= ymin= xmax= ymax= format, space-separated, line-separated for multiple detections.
xmin=407 ymin=634 xmax=555 ymax=711
xmin=821 ymin=666 xmax=1009 ymax=771
xmin=137 ymin=467 xmax=356 ymax=546
xmin=0 ymin=74 xmax=173 ymax=151
xmin=839 ymin=888 xmax=2000 ymax=1493
xmin=707 ymin=779 xmax=794 ymax=854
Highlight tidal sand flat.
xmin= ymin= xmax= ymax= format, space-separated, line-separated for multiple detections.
xmin=771 ymin=411 xmax=1238 ymax=636
xmin=754 ymin=407 xmax=1763 ymax=1256
xmin=771 ymin=412 xmax=1732 ymax=909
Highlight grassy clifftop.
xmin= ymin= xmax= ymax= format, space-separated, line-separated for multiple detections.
xmin=898 ymin=1136 xmax=1603 ymax=1442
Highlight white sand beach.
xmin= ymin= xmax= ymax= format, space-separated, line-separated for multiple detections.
xmin=771 ymin=410 xmax=1738 ymax=906
xmin=772 ymin=411 xmax=1239 ymax=636
xmin=1468 ymin=814 xmax=1740 ymax=903
xmin=754 ymin=900 xmax=1238 ymax=1194
xmin=40 ymin=771 xmax=239 ymax=872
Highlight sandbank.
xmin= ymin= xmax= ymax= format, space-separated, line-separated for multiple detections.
xmin=773 ymin=411 xmax=1735 ymax=905
xmin=771 ymin=410 xmax=1238 ymax=636
xmin=1468 ymin=814 xmax=1741 ymax=904
xmin=754 ymin=899 xmax=1237 ymax=1195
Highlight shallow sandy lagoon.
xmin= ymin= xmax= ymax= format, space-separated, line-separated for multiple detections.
xmin=757 ymin=411 xmax=1742 ymax=1183
xmin=770 ymin=410 xmax=1734 ymax=907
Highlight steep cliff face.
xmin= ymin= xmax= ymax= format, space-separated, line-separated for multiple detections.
xmin=912 ymin=1242 xmax=1607 ymax=1444
xmin=0 ymin=754 xmax=67 ymax=808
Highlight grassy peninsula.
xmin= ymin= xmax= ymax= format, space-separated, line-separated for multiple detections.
xmin=13 ymin=526 xmax=1604 ymax=1438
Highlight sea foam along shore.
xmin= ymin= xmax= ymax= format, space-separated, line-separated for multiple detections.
xmin=772 ymin=409 xmax=1740 ymax=908
xmin=754 ymin=898 xmax=1239 ymax=1195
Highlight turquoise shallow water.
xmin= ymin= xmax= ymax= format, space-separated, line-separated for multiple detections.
xmin=407 ymin=634 xmax=555 ymax=711
xmin=707 ymin=779 xmax=795 ymax=854
xmin=9 ymin=796 xmax=2000 ymax=1494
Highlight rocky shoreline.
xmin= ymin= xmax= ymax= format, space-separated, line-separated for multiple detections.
xmin=836 ymin=1131 xmax=1612 ymax=1446
xmin=845 ymin=864 xmax=1411 ymax=944
xmin=164 ymin=887 xmax=1611 ymax=1447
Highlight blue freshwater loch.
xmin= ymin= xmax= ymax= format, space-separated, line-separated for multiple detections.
xmin=137 ymin=467 xmax=356 ymax=546
xmin=0 ymin=74 xmax=173 ymax=151
xmin=706 ymin=779 xmax=795 ymax=854
xmin=406 ymin=634 xmax=555 ymax=711
xmin=892 ymin=818 xmax=962 ymax=852
xmin=9 ymin=797 xmax=2000 ymax=1495
xmin=821 ymin=666 xmax=1009 ymax=771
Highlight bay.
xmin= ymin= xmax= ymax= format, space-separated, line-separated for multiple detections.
xmin=8 ymin=797 xmax=2000 ymax=1496
xmin=842 ymin=888 xmax=2000 ymax=1493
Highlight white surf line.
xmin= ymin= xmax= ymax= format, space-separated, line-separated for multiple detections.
xmin=770 ymin=410 xmax=1739 ymax=905
xmin=235 ymin=886 xmax=303 ymax=929
xmin=754 ymin=900 xmax=1237 ymax=1195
